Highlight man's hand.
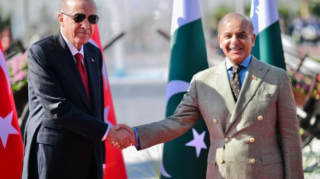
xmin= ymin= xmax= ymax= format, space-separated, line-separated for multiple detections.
xmin=109 ymin=124 xmax=136 ymax=149
xmin=107 ymin=126 xmax=135 ymax=149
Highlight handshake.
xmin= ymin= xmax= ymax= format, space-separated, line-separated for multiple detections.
xmin=106 ymin=124 xmax=136 ymax=150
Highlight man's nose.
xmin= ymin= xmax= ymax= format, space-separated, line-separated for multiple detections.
xmin=230 ymin=35 xmax=239 ymax=44
xmin=81 ymin=18 xmax=90 ymax=29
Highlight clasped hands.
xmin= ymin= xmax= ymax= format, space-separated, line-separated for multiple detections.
xmin=107 ymin=124 xmax=135 ymax=149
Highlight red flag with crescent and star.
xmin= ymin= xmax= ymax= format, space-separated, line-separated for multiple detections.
xmin=0 ymin=36 xmax=24 ymax=179
xmin=89 ymin=25 xmax=128 ymax=179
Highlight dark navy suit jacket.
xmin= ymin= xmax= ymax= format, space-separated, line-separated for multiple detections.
xmin=22 ymin=31 xmax=108 ymax=179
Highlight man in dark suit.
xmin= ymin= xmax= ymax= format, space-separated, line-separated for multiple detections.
xmin=22 ymin=0 xmax=133 ymax=178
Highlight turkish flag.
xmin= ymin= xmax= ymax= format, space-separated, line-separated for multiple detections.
xmin=0 ymin=36 xmax=24 ymax=178
xmin=89 ymin=25 xmax=128 ymax=179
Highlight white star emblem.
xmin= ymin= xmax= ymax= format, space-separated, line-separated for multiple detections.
xmin=185 ymin=128 xmax=207 ymax=157
xmin=0 ymin=111 xmax=19 ymax=148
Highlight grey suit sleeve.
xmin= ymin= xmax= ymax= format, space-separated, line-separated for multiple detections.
xmin=276 ymin=72 xmax=303 ymax=178
xmin=137 ymin=76 xmax=202 ymax=150
xmin=27 ymin=45 xmax=108 ymax=142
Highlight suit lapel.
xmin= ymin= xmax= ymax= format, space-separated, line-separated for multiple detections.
xmin=226 ymin=57 xmax=269 ymax=132
xmin=84 ymin=45 xmax=99 ymax=118
xmin=215 ymin=60 xmax=236 ymax=114
xmin=52 ymin=32 xmax=92 ymax=112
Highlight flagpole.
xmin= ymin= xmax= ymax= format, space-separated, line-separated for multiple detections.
xmin=235 ymin=0 xmax=244 ymax=15
xmin=108 ymin=1 xmax=125 ymax=77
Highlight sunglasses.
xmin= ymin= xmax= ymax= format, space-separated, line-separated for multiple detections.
xmin=61 ymin=12 xmax=99 ymax=24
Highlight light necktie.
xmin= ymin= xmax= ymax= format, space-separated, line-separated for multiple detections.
xmin=74 ymin=53 xmax=91 ymax=104
xmin=230 ymin=65 xmax=241 ymax=102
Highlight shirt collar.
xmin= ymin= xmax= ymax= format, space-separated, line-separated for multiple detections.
xmin=61 ymin=32 xmax=84 ymax=57
xmin=226 ymin=54 xmax=251 ymax=70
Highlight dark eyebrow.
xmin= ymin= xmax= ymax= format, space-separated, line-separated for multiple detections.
xmin=222 ymin=31 xmax=247 ymax=35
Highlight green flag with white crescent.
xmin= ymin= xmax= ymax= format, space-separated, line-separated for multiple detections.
xmin=250 ymin=0 xmax=286 ymax=70
xmin=160 ymin=0 xmax=210 ymax=178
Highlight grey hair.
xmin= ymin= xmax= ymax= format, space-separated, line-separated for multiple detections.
xmin=59 ymin=0 xmax=95 ymax=12
xmin=217 ymin=13 xmax=254 ymax=35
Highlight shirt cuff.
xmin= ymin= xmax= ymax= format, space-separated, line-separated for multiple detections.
xmin=102 ymin=125 xmax=111 ymax=141
xmin=133 ymin=127 xmax=141 ymax=150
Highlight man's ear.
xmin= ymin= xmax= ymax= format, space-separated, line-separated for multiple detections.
xmin=217 ymin=35 xmax=222 ymax=48
xmin=251 ymin=33 xmax=256 ymax=47
xmin=58 ymin=13 xmax=64 ymax=27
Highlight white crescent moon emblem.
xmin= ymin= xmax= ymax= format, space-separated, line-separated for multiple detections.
xmin=166 ymin=80 xmax=190 ymax=105
xmin=104 ymin=106 xmax=112 ymax=125
xmin=88 ymin=38 xmax=108 ymax=90
xmin=102 ymin=63 xmax=108 ymax=90
xmin=0 ymin=49 xmax=11 ymax=94
xmin=162 ymin=80 xmax=190 ymax=178
xmin=161 ymin=160 xmax=172 ymax=178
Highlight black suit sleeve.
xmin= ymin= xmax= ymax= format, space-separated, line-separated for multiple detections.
xmin=27 ymin=44 xmax=108 ymax=142
xmin=98 ymin=48 xmax=106 ymax=164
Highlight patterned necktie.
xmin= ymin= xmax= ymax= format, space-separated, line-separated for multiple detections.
xmin=230 ymin=65 xmax=241 ymax=102
xmin=75 ymin=53 xmax=91 ymax=104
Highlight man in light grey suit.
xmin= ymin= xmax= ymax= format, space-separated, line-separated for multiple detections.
xmin=114 ymin=13 xmax=303 ymax=178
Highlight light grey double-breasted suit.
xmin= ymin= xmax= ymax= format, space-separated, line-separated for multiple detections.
xmin=136 ymin=56 xmax=303 ymax=179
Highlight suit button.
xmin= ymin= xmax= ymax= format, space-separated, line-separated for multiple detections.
xmin=88 ymin=144 xmax=92 ymax=148
xmin=250 ymin=158 xmax=256 ymax=164
xmin=220 ymin=159 xmax=225 ymax=164
xmin=83 ymin=133 xmax=87 ymax=137
xmin=213 ymin=119 xmax=218 ymax=123
xmin=224 ymin=138 xmax=229 ymax=143
xmin=258 ymin=116 xmax=263 ymax=121
xmin=249 ymin=138 xmax=255 ymax=143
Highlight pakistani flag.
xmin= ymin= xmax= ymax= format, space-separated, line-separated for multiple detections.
xmin=250 ymin=0 xmax=286 ymax=70
xmin=160 ymin=0 xmax=210 ymax=178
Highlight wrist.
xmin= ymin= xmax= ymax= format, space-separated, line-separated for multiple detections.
xmin=133 ymin=127 xmax=140 ymax=150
